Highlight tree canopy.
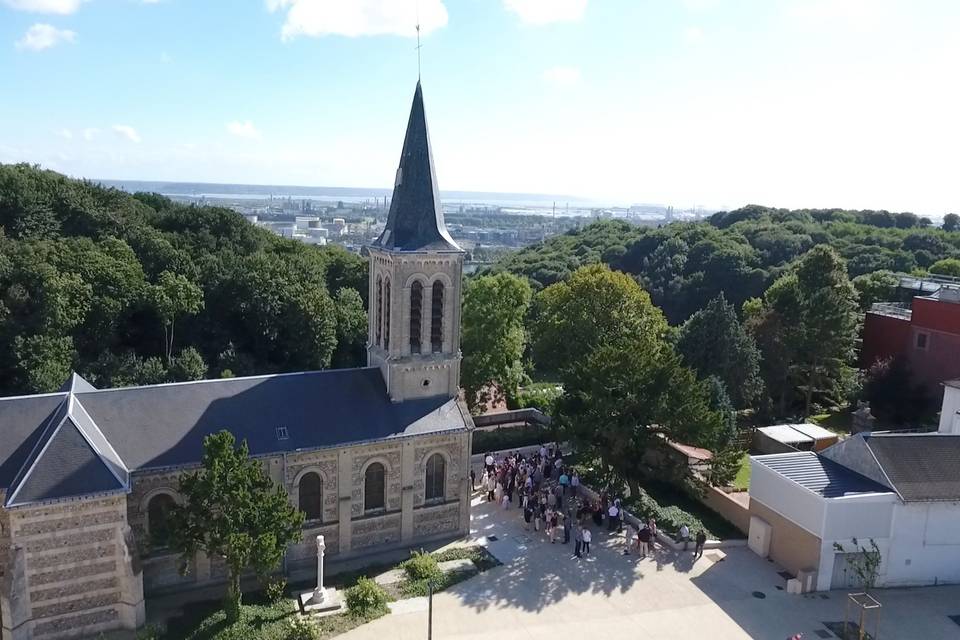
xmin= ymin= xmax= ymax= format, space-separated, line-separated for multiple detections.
xmin=533 ymin=265 xmax=728 ymax=492
xmin=460 ymin=272 xmax=532 ymax=413
xmin=675 ymin=294 xmax=763 ymax=409
xmin=0 ymin=163 xmax=367 ymax=396
xmin=486 ymin=206 xmax=960 ymax=324
xmin=168 ymin=431 xmax=304 ymax=622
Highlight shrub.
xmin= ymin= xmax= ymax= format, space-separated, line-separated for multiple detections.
xmin=136 ymin=624 xmax=163 ymax=640
xmin=265 ymin=577 xmax=287 ymax=604
xmin=285 ymin=616 xmax=321 ymax=640
xmin=401 ymin=550 xmax=442 ymax=582
xmin=344 ymin=577 xmax=389 ymax=617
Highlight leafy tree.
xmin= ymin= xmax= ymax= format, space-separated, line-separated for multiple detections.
xmin=943 ymin=213 xmax=960 ymax=232
xmin=675 ymin=294 xmax=763 ymax=409
xmin=852 ymin=270 xmax=898 ymax=310
xmin=331 ymin=287 xmax=367 ymax=368
xmin=168 ymin=431 xmax=304 ymax=623
xmin=169 ymin=347 xmax=207 ymax=382
xmin=929 ymin=258 xmax=960 ymax=278
xmin=531 ymin=264 xmax=666 ymax=376
xmin=763 ymin=246 xmax=859 ymax=416
xmin=147 ymin=271 xmax=204 ymax=364
xmin=13 ymin=334 xmax=74 ymax=392
xmin=535 ymin=265 xmax=724 ymax=494
xmin=461 ymin=273 xmax=532 ymax=413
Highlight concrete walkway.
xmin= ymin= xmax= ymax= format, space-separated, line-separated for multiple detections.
xmin=338 ymin=492 xmax=960 ymax=639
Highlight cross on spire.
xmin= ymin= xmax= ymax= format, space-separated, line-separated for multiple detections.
xmin=415 ymin=23 xmax=422 ymax=79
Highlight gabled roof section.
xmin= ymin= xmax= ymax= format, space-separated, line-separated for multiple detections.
xmin=371 ymin=82 xmax=462 ymax=253
xmin=4 ymin=393 xmax=128 ymax=508
xmin=863 ymin=433 xmax=960 ymax=502
xmin=58 ymin=372 xmax=97 ymax=394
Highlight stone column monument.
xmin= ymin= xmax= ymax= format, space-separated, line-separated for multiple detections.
xmin=313 ymin=535 xmax=326 ymax=603
xmin=299 ymin=533 xmax=342 ymax=615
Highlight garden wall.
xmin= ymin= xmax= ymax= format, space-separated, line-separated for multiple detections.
xmin=698 ymin=487 xmax=750 ymax=535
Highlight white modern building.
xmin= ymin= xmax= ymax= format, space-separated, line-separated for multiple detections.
xmin=748 ymin=387 xmax=960 ymax=591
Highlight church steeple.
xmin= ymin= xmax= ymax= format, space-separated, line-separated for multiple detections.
xmin=373 ymin=82 xmax=461 ymax=253
xmin=366 ymin=82 xmax=464 ymax=403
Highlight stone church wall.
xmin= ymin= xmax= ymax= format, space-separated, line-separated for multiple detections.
xmin=1 ymin=495 xmax=143 ymax=640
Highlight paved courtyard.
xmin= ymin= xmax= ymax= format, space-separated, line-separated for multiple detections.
xmin=340 ymin=493 xmax=960 ymax=639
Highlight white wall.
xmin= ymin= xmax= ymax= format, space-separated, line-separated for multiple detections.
xmin=749 ymin=458 xmax=825 ymax=535
xmin=883 ymin=501 xmax=960 ymax=586
xmin=814 ymin=494 xmax=896 ymax=591
xmin=939 ymin=385 xmax=960 ymax=433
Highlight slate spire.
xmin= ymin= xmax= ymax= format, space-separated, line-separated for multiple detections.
xmin=372 ymin=82 xmax=461 ymax=252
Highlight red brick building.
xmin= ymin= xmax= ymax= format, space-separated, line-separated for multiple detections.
xmin=861 ymin=285 xmax=960 ymax=399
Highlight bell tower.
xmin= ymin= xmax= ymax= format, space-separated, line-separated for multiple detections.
xmin=367 ymin=82 xmax=464 ymax=402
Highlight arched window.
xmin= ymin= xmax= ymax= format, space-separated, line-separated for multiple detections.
xmin=364 ymin=462 xmax=386 ymax=512
xmin=409 ymin=281 xmax=423 ymax=354
xmin=375 ymin=275 xmax=383 ymax=347
xmin=298 ymin=472 xmax=323 ymax=522
xmin=384 ymin=279 xmax=391 ymax=349
xmin=425 ymin=454 xmax=445 ymax=502
xmin=431 ymin=281 xmax=444 ymax=353
xmin=147 ymin=493 xmax=176 ymax=549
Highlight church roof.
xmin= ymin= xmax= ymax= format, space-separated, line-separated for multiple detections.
xmin=371 ymin=82 xmax=462 ymax=253
xmin=0 ymin=368 xmax=471 ymax=507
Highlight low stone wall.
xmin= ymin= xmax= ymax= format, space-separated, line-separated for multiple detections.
xmin=575 ymin=483 xmax=746 ymax=549
xmin=698 ymin=487 xmax=751 ymax=535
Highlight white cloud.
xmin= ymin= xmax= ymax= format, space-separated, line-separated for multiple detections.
xmin=56 ymin=128 xmax=73 ymax=139
xmin=82 ymin=127 xmax=99 ymax=141
xmin=503 ymin=0 xmax=587 ymax=25
xmin=542 ymin=65 xmax=581 ymax=87
xmin=267 ymin=0 xmax=448 ymax=40
xmin=15 ymin=23 xmax=76 ymax=50
xmin=226 ymin=120 xmax=261 ymax=140
xmin=683 ymin=26 xmax=703 ymax=44
xmin=112 ymin=125 xmax=141 ymax=143
xmin=2 ymin=0 xmax=82 ymax=14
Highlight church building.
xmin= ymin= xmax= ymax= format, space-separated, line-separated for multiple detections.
xmin=0 ymin=82 xmax=474 ymax=640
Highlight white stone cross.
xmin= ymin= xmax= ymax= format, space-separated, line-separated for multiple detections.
xmin=314 ymin=534 xmax=327 ymax=602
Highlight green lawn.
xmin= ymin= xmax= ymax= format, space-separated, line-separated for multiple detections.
xmin=155 ymin=546 xmax=499 ymax=640
xmin=160 ymin=592 xmax=384 ymax=640
xmin=732 ymin=453 xmax=751 ymax=491
xmin=810 ymin=410 xmax=853 ymax=435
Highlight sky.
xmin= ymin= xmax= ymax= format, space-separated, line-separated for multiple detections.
xmin=1 ymin=0 xmax=959 ymax=214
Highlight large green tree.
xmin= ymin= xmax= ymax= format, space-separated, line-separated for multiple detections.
xmin=147 ymin=271 xmax=204 ymax=364
xmin=461 ymin=273 xmax=532 ymax=413
xmin=168 ymin=431 xmax=304 ymax=623
xmin=755 ymin=246 xmax=859 ymax=416
xmin=675 ymin=293 xmax=763 ymax=409
xmin=533 ymin=265 xmax=724 ymax=493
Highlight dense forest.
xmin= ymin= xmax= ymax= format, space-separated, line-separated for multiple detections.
xmin=0 ymin=163 xmax=368 ymax=396
xmin=485 ymin=206 xmax=960 ymax=324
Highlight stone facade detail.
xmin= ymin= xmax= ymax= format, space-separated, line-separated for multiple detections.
xmin=351 ymin=513 xmax=402 ymax=551
xmin=0 ymin=495 xmax=145 ymax=640
xmin=413 ymin=502 xmax=461 ymax=539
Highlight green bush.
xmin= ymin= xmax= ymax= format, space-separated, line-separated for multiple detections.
xmin=285 ymin=616 xmax=321 ymax=640
xmin=136 ymin=624 xmax=163 ymax=640
xmin=401 ymin=550 xmax=442 ymax=582
xmin=344 ymin=578 xmax=389 ymax=617
xmin=265 ymin=577 xmax=287 ymax=604
xmin=508 ymin=384 xmax=562 ymax=414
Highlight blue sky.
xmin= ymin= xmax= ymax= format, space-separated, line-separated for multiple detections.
xmin=1 ymin=0 xmax=958 ymax=214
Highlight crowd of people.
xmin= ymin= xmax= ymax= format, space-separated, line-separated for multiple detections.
xmin=470 ymin=445 xmax=710 ymax=561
